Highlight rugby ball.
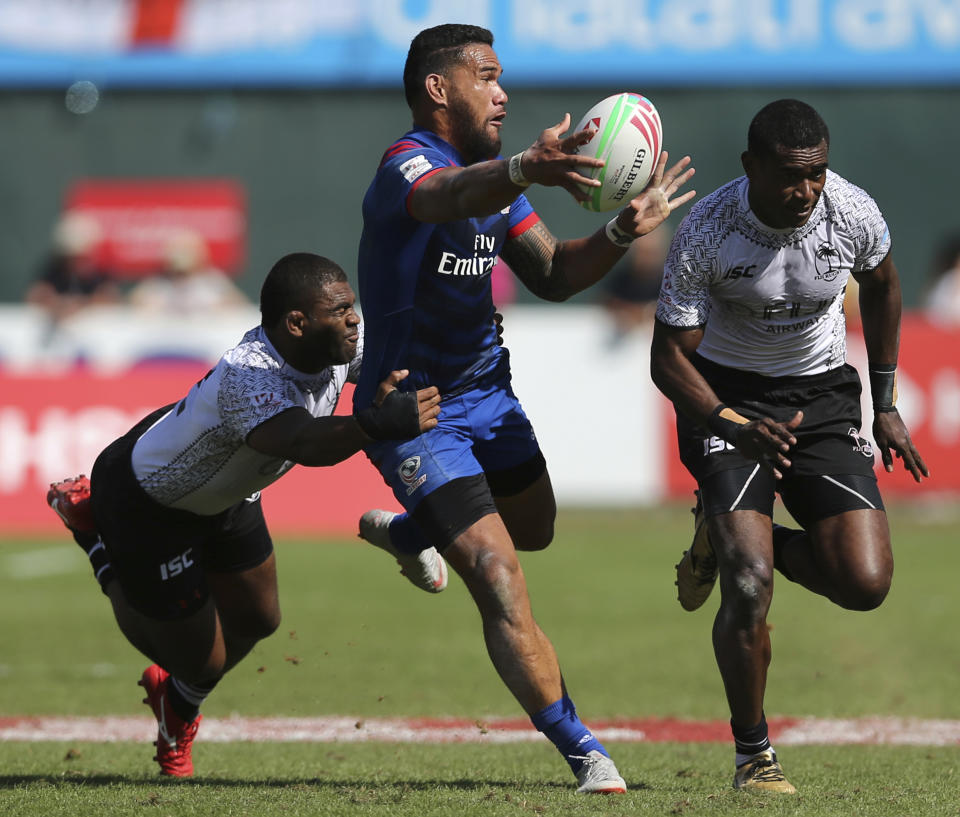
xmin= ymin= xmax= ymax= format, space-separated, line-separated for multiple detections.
xmin=574 ymin=92 xmax=663 ymax=212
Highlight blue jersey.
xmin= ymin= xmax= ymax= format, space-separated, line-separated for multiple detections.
xmin=354 ymin=128 xmax=538 ymax=409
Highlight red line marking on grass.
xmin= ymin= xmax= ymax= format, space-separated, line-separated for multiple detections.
xmin=1 ymin=716 xmax=959 ymax=745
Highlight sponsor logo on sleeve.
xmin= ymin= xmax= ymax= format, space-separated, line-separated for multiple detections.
xmin=399 ymin=155 xmax=433 ymax=183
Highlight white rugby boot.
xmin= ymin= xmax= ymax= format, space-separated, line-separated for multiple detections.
xmin=573 ymin=750 xmax=627 ymax=794
xmin=359 ymin=509 xmax=447 ymax=593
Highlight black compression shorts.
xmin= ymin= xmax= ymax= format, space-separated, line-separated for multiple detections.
xmin=90 ymin=407 xmax=274 ymax=620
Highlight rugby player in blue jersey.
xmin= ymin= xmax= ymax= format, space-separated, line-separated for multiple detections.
xmin=354 ymin=23 xmax=695 ymax=793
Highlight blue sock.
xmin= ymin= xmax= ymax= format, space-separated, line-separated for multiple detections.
xmin=530 ymin=696 xmax=608 ymax=773
xmin=388 ymin=512 xmax=431 ymax=555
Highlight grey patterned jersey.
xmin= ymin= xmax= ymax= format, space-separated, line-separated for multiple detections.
xmin=655 ymin=170 xmax=890 ymax=376
xmin=131 ymin=324 xmax=363 ymax=515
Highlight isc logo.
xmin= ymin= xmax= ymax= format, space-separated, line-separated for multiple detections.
xmin=720 ymin=265 xmax=756 ymax=281
xmin=159 ymin=549 xmax=194 ymax=581
xmin=703 ymin=436 xmax=735 ymax=455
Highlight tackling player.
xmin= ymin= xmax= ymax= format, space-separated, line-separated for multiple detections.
xmin=651 ymin=99 xmax=928 ymax=793
xmin=47 ymin=253 xmax=440 ymax=777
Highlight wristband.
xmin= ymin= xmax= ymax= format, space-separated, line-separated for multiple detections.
xmin=706 ymin=404 xmax=746 ymax=444
xmin=868 ymin=364 xmax=898 ymax=413
xmin=507 ymin=151 xmax=530 ymax=187
xmin=604 ymin=217 xmax=636 ymax=248
xmin=355 ymin=390 xmax=421 ymax=440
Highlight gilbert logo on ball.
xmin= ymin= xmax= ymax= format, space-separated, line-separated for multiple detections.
xmin=574 ymin=93 xmax=663 ymax=212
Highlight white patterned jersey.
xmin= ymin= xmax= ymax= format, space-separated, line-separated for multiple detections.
xmin=655 ymin=170 xmax=890 ymax=376
xmin=131 ymin=324 xmax=363 ymax=515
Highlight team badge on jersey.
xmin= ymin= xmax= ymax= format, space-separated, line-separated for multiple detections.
xmin=399 ymin=455 xmax=427 ymax=495
xmin=815 ymin=242 xmax=843 ymax=282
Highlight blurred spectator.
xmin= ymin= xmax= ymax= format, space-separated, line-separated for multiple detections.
xmin=25 ymin=211 xmax=120 ymax=323
xmin=129 ymin=230 xmax=249 ymax=314
xmin=922 ymin=233 xmax=960 ymax=327
xmin=598 ymin=229 xmax=669 ymax=343
xmin=491 ymin=256 xmax=516 ymax=307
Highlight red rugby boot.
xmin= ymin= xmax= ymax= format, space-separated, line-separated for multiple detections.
xmin=47 ymin=475 xmax=96 ymax=533
xmin=138 ymin=664 xmax=202 ymax=777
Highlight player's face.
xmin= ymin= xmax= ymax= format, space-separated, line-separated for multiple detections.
xmin=743 ymin=140 xmax=829 ymax=229
xmin=299 ymin=280 xmax=360 ymax=370
xmin=445 ymin=44 xmax=507 ymax=163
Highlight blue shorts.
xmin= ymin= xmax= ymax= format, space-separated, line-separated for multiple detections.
xmin=365 ymin=376 xmax=542 ymax=513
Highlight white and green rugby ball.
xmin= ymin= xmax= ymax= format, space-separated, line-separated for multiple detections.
xmin=574 ymin=92 xmax=663 ymax=212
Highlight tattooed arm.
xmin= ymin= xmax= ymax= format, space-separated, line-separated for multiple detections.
xmin=500 ymin=220 xmax=624 ymax=302
xmin=500 ymin=153 xmax=697 ymax=302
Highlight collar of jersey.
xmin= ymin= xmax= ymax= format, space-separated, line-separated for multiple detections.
xmin=405 ymin=127 xmax=473 ymax=167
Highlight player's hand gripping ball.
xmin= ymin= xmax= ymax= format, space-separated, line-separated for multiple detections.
xmin=573 ymin=92 xmax=663 ymax=212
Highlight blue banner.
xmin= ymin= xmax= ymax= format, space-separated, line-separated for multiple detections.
xmin=0 ymin=0 xmax=958 ymax=87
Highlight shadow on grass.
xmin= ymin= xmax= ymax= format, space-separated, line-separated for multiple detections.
xmin=0 ymin=774 xmax=602 ymax=791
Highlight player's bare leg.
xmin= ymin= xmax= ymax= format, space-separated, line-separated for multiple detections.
xmin=444 ymin=512 xmax=562 ymax=711
xmin=444 ymin=512 xmax=625 ymax=793
xmin=110 ymin=555 xmax=280 ymax=683
xmin=710 ymin=511 xmax=774 ymax=730
xmin=773 ymin=509 xmax=892 ymax=610
xmin=711 ymin=510 xmax=796 ymax=793
xmin=108 ymin=557 xmax=280 ymax=777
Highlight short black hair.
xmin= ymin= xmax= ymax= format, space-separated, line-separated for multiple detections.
xmin=260 ymin=253 xmax=347 ymax=326
xmin=402 ymin=23 xmax=494 ymax=108
xmin=748 ymin=99 xmax=830 ymax=158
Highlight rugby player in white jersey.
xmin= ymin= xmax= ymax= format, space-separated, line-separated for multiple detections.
xmin=650 ymin=99 xmax=928 ymax=794
xmin=46 ymin=253 xmax=441 ymax=777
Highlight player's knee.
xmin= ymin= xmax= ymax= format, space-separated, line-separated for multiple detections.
xmin=465 ymin=548 xmax=525 ymax=616
xmin=837 ymin=568 xmax=891 ymax=611
xmin=724 ymin=558 xmax=774 ymax=620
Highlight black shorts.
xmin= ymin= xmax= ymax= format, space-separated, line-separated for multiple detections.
xmin=411 ymin=451 xmax=547 ymax=551
xmin=90 ymin=407 xmax=274 ymax=620
xmin=677 ymin=356 xmax=884 ymax=525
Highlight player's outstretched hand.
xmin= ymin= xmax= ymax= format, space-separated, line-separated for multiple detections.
xmin=735 ymin=410 xmax=803 ymax=480
xmin=873 ymin=410 xmax=929 ymax=482
xmin=618 ymin=152 xmax=696 ymax=238
xmin=520 ymin=113 xmax=606 ymax=202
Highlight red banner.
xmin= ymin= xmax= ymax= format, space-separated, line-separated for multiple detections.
xmin=65 ymin=179 xmax=247 ymax=277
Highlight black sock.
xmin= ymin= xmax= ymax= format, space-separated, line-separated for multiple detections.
xmin=72 ymin=530 xmax=114 ymax=594
xmin=732 ymin=713 xmax=771 ymax=761
xmin=771 ymin=523 xmax=800 ymax=583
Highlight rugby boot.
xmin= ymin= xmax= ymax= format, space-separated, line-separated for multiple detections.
xmin=574 ymin=750 xmax=627 ymax=794
xmin=733 ymin=749 xmax=797 ymax=794
xmin=139 ymin=664 xmax=202 ymax=777
xmin=359 ymin=509 xmax=447 ymax=593
xmin=675 ymin=490 xmax=718 ymax=611
xmin=47 ymin=474 xmax=95 ymax=533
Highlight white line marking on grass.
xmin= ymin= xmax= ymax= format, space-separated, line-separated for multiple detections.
xmin=0 ymin=716 xmax=958 ymax=745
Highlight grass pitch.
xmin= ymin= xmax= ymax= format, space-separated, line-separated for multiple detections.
xmin=1 ymin=502 xmax=958 ymax=815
